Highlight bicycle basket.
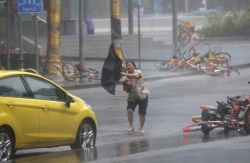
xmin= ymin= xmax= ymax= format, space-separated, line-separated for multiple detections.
xmin=217 ymin=102 xmax=231 ymax=115
xmin=183 ymin=21 xmax=192 ymax=29
xmin=233 ymin=94 xmax=250 ymax=107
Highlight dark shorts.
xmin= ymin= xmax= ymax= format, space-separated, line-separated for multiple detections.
xmin=127 ymin=96 xmax=148 ymax=115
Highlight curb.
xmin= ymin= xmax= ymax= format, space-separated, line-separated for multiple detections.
xmin=61 ymin=63 xmax=250 ymax=90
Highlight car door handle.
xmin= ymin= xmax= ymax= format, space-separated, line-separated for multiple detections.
xmin=41 ymin=105 xmax=49 ymax=111
xmin=5 ymin=101 xmax=15 ymax=108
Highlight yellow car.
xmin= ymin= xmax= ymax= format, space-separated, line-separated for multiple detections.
xmin=0 ymin=70 xmax=97 ymax=161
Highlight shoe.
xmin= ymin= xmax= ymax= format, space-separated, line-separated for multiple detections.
xmin=237 ymin=127 xmax=246 ymax=134
xmin=139 ymin=129 xmax=144 ymax=133
xmin=128 ymin=128 xmax=134 ymax=132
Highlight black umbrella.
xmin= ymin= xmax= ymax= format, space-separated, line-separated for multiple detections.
xmin=101 ymin=44 xmax=125 ymax=95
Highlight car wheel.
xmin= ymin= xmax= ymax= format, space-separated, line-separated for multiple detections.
xmin=0 ymin=129 xmax=14 ymax=161
xmin=71 ymin=120 xmax=96 ymax=149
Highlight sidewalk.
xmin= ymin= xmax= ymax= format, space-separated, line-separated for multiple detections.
xmin=55 ymin=39 xmax=250 ymax=90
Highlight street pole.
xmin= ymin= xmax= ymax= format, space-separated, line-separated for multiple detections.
xmin=34 ymin=14 xmax=39 ymax=72
xmin=7 ymin=0 xmax=10 ymax=69
xmin=79 ymin=0 xmax=84 ymax=82
xmin=172 ymin=0 xmax=178 ymax=52
xmin=18 ymin=14 xmax=23 ymax=68
xmin=185 ymin=0 xmax=189 ymax=13
xmin=128 ymin=0 xmax=133 ymax=35
xmin=110 ymin=0 xmax=125 ymax=67
xmin=137 ymin=0 xmax=141 ymax=69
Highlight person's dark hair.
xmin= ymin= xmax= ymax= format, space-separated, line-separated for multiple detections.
xmin=126 ymin=61 xmax=137 ymax=69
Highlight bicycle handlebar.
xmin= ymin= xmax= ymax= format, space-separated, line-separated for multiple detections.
xmin=188 ymin=47 xmax=196 ymax=53
xmin=175 ymin=49 xmax=181 ymax=56
xmin=182 ymin=50 xmax=187 ymax=57
xmin=175 ymin=49 xmax=187 ymax=58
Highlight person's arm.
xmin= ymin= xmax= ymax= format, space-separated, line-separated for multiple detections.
xmin=120 ymin=72 xmax=141 ymax=79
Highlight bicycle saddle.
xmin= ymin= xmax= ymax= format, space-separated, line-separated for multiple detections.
xmin=193 ymin=52 xmax=200 ymax=57
xmin=204 ymin=52 xmax=210 ymax=58
xmin=172 ymin=55 xmax=177 ymax=59
xmin=227 ymin=95 xmax=240 ymax=105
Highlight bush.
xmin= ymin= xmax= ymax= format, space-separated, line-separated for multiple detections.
xmin=201 ymin=7 xmax=250 ymax=37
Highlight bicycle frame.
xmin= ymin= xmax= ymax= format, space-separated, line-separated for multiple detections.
xmin=176 ymin=47 xmax=201 ymax=71
xmin=199 ymin=60 xmax=230 ymax=76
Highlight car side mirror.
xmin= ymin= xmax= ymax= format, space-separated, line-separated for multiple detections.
xmin=65 ymin=94 xmax=73 ymax=108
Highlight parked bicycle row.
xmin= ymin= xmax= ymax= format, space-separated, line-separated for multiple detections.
xmin=40 ymin=59 xmax=101 ymax=82
xmin=154 ymin=42 xmax=240 ymax=76
xmin=0 ymin=58 xmax=101 ymax=82
xmin=0 ymin=38 xmax=26 ymax=54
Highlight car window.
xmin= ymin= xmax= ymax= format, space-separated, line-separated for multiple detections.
xmin=24 ymin=76 xmax=66 ymax=101
xmin=0 ymin=76 xmax=28 ymax=97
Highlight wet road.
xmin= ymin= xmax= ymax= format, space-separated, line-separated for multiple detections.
xmin=10 ymin=67 xmax=250 ymax=162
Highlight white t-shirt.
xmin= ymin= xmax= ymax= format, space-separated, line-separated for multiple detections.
xmin=123 ymin=69 xmax=149 ymax=102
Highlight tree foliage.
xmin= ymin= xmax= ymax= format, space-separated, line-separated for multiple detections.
xmin=201 ymin=7 xmax=250 ymax=37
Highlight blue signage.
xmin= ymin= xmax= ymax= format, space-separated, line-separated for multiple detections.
xmin=17 ymin=0 xmax=42 ymax=13
xmin=138 ymin=0 xmax=142 ymax=6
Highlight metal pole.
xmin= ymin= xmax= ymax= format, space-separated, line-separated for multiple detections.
xmin=7 ymin=0 xmax=10 ymax=69
xmin=185 ymin=0 xmax=189 ymax=13
xmin=79 ymin=0 xmax=84 ymax=81
xmin=128 ymin=0 xmax=133 ymax=34
xmin=84 ymin=0 xmax=88 ymax=21
xmin=18 ymin=14 xmax=24 ymax=68
xmin=172 ymin=0 xmax=178 ymax=52
xmin=137 ymin=0 xmax=141 ymax=69
xmin=34 ymin=14 xmax=39 ymax=71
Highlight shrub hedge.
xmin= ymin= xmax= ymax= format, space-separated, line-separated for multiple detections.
xmin=201 ymin=7 xmax=250 ymax=37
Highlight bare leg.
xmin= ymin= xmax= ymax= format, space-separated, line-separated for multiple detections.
xmin=139 ymin=115 xmax=145 ymax=133
xmin=127 ymin=109 xmax=134 ymax=131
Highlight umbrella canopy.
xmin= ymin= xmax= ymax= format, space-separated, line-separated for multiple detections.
xmin=101 ymin=44 xmax=124 ymax=95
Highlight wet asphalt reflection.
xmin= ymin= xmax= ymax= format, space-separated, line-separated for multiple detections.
xmin=11 ymin=129 xmax=247 ymax=163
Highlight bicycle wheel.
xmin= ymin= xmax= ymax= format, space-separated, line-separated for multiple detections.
xmin=62 ymin=62 xmax=77 ymax=81
xmin=154 ymin=60 xmax=175 ymax=70
xmin=214 ymin=53 xmax=231 ymax=63
xmin=87 ymin=69 xmax=101 ymax=81
xmin=190 ymin=31 xmax=203 ymax=45
xmin=178 ymin=31 xmax=190 ymax=46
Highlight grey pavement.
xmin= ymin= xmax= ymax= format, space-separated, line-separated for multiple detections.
xmin=11 ymin=134 xmax=250 ymax=163
xmin=56 ymin=38 xmax=250 ymax=91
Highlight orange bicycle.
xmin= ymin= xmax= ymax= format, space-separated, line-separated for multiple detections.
xmin=178 ymin=20 xmax=204 ymax=46
xmin=172 ymin=47 xmax=200 ymax=72
xmin=154 ymin=49 xmax=187 ymax=70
